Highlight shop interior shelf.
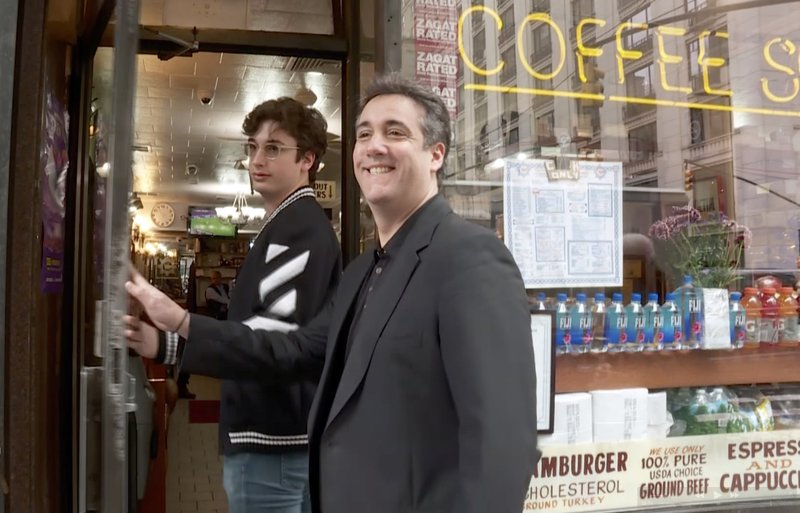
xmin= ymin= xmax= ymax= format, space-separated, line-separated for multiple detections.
xmin=555 ymin=346 xmax=800 ymax=393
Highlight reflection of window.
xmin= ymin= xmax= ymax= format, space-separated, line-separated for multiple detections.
xmin=571 ymin=0 xmax=593 ymax=24
xmin=456 ymin=151 xmax=466 ymax=172
xmin=532 ymin=23 xmax=551 ymax=61
xmin=499 ymin=7 xmax=515 ymax=45
xmin=687 ymin=35 xmax=729 ymax=90
xmin=476 ymin=103 xmax=488 ymax=129
xmin=500 ymin=46 xmax=517 ymax=83
xmin=625 ymin=64 xmax=656 ymax=101
xmin=473 ymin=33 xmax=486 ymax=63
xmin=503 ymin=95 xmax=519 ymax=146
xmin=690 ymin=103 xmax=731 ymax=144
xmin=624 ymin=65 xmax=656 ymax=120
xmin=535 ymin=65 xmax=553 ymax=91
xmin=536 ymin=111 xmax=555 ymax=145
xmin=626 ymin=7 xmax=651 ymax=50
xmin=533 ymin=0 xmax=550 ymax=12
xmin=685 ymin=0 xmax=708 ymax=12
xmin=687 ymin=39 xmax=700 ymax=78
xmin=689 ymin=109 xmax=704 ymax=144
xmin=476 ymin=103 xmax=489 ymax=162
xmin=628 ymin=122 xmax=658 ymax=161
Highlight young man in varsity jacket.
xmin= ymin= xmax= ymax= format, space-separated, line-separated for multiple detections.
xmin=137 ymin=98 xmax=341 ymax=513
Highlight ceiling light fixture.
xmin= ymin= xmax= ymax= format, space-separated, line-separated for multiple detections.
xmin=215 ymin=193 xmax=265 ymax=226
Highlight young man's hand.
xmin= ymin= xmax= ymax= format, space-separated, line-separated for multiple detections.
xmin=124 ymin=315 xmax=159 ymax=359
xmin=125 ymin=267 xmax=186 ymax=333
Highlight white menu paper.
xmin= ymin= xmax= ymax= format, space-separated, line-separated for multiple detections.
xmin=504 ymin=160 xmax=623 ymax=289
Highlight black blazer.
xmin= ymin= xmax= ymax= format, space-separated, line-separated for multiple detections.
xmin=184 ymin=195 xmax=539 ymax=513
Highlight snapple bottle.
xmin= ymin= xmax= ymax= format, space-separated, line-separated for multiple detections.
xmin=741 ymin=288 xmax=761 ymax=350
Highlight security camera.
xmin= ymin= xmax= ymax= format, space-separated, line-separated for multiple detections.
xmin=197 ymin=89 xmax=214 ymax=105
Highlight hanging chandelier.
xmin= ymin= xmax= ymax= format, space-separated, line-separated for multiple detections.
xmin=215 ymin=193 xmax=266 ymax=226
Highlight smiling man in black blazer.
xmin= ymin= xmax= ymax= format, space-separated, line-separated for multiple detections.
xmin=126 ymin=74 xmax=539 ymax=513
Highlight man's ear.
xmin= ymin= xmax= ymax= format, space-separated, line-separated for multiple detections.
xmin=429 ymin=142 xmax=446 ymax=173
xmin=300 ymin=150 xmax=316 ymax=172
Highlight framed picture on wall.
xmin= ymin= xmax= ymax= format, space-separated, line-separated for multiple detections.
xmin=531 ymin=311 xmax=556 ymax=433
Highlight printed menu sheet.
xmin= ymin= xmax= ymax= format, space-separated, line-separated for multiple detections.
xmin=503 ymin=160 xmax=623 ymax=289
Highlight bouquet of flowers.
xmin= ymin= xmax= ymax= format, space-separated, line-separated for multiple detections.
xmin=648 ymin=206 xmax=752 ymax=289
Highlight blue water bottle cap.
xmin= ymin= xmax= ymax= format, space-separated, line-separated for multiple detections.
xmin=683 ymin=275 xmax=693 ymax=284
xmin=730 ymin=291 xmax=742 ymax=301
xmin=536 ymin=292 xmax=546 ymax=300
xmin=556 ymin=293 xmax=567 ymax=302
xmin=576 ymin=293 xmax=587 ymax=302
xmin=631 ymin=293 xmax=642 ymax=302
xmin=648 ymin=292 xmax=659 ymax=302
xmin=595 ymin=293 xmax=605 ymax=301
xmin=612 ymin=292 xmax=623 ymax=302
xmin=665 ymin=292 xmax=676 ymax=301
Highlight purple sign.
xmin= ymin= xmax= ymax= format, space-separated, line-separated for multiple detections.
xmin=40 ymin=92 xmax=69 ymax=293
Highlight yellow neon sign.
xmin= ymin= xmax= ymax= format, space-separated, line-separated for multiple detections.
xmin=457 ymin=9 xmax=800 ymax=117
xmin=517 ymin=13 xmax=566 ymax=80
xmin=761 ymin=37 xmax=799 ymax=103
xmin=616 ymin=21 xmax=648 ymax=84
xmin=576 ymin=18 xmax=606 ymax=83
xmin=656 ymin=26 xmax=691 ymax=94
xmin=699 ymin=30 xmax=732 ymax=97
xmin=458 ymin=6 xmax=504 ymax=76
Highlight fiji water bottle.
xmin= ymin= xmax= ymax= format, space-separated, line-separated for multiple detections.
xmin=729 ymin=292 xmax=746 ymax=349
xmin=643 ymin=292 xmax=663 ymax=351
xmin=605 ymin=293 xmax=628 ymax=352
xmin=570 ymin=293 xmax=592 ymax=354
xmin=590 ymin=293 xmax=607 ymax=353
xmin=625 ymin=293 xmax=645 ymax=352
xmin=532 ymin=292 xmax=548 ymax=311
xmin=555 ymin=293 xmax=572 ymax=355
xmin=676 ymin=275 xmax=702 ymax=350
xmin=661 ymin=293 xmax=683 ymax=350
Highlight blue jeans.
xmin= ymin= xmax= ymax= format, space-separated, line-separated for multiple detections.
xmin=223 ymin=452 xmax=311 ymax=513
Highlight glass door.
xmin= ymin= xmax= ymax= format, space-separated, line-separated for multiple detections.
xmin=78 ymin=1 xmax=140 ymax=511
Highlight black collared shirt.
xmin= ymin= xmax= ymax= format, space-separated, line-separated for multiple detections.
xmin=321 ymin=197 xmax=440 ymax=426
xmin=345 ymin=196 xmax=438 ymax=358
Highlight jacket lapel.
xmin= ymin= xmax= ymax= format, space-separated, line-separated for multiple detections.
xmin=308 ymin=252 xmax=373 ymax=435
xmin=324 ymin=195 xmax=453 ymax=431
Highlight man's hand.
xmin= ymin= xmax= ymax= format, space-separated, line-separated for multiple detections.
xmin=124 ymin=315 xmax=159 ymax=359
xmin=125 ymin=267 xmax=185 ymax=332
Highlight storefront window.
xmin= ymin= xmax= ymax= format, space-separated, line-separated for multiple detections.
xmin=402 ymin=0 xmax=800 ymax=510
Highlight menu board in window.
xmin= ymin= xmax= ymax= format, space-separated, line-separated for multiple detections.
xmin=503 ymin=160 xmax=623 ymax=289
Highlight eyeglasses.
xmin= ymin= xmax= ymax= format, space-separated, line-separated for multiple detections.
xmin=245 ymin=141 xmax=301 ymax=160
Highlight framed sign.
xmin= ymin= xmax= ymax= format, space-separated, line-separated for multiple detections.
xmin=532 ymin=311 xmax=556 ymax=434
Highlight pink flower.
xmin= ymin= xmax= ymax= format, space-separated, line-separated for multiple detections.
xmin=648 ymin=220 xmax=672 ymax=240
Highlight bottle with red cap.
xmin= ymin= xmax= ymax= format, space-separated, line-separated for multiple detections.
xmin=778 ymin=287 xmax=799 ymax=347
xmin=760 ymin=287 xmax=780 ymax=345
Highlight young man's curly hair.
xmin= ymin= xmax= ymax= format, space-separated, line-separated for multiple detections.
xmin=242 ymin=97 xmax=328 ymax=183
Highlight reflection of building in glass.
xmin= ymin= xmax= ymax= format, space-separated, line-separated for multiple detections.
xmin=402 ymin=0 xmax=800 ymax=273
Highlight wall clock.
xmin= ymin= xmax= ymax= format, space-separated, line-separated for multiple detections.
xmin=150 ymin=202 xmax=176 ymax=228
